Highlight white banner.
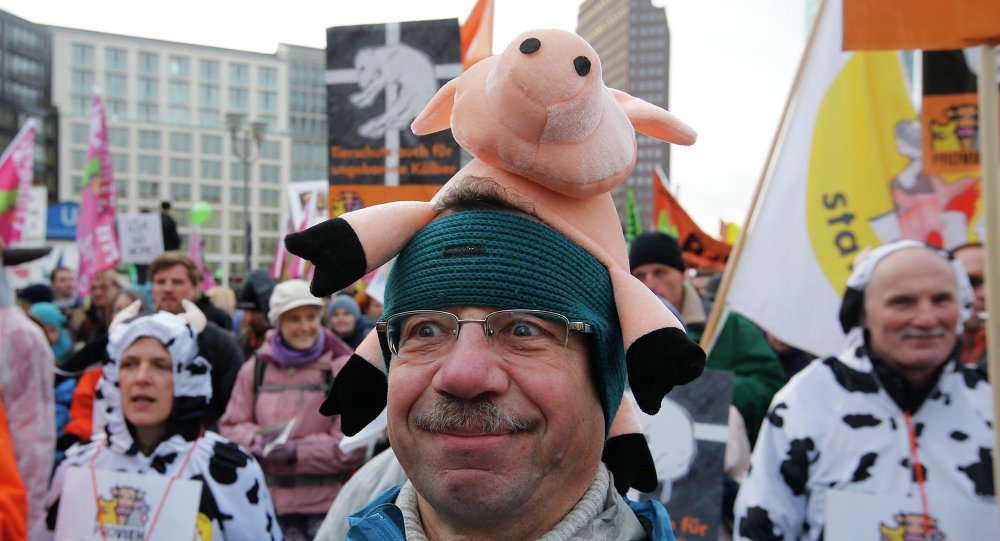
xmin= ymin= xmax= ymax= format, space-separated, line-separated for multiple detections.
xmin=117 ymin=213 xmax=165 ymax=264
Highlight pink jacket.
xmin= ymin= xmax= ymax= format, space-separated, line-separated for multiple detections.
xmin=219 ymin=329 xmax=366 ymax=516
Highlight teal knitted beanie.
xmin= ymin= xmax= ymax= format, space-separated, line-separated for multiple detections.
xmin=380 ymin=210 xmax=625 ymax=433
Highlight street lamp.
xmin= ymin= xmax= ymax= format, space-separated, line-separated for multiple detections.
xmin=226 ymin=113 xmax=266 ymax=278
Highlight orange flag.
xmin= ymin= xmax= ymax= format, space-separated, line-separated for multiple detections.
xmin=651 ymin=166 xmax=731 ymax=272
xmin=843 ymin=0 xmax=1000 ymax=51
xmin=461 ymin=0 xmax=494 ymax=70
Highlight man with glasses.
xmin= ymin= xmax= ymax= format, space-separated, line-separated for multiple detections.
xmin=338 ymin=209 xmax=678 ymax=540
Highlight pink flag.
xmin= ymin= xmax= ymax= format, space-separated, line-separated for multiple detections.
xmin=0 ymin=119 xmax=37 ymax=245
xmin=271 ymin=216 xmax=292 ymax=280
xmin=189 ymin=226 xmax=216 ymax=291
xmin=76 ymin=90 xmax=121 ymax=298
xmin=292 ymin=198 xmax=316 ymax=278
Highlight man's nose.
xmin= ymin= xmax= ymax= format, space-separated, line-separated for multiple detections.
xmin=431 ymin=323 xmax=509 ymax=400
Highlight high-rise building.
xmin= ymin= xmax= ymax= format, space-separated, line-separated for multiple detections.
xmin=278 ymin=44 xmax=327 ymax=182
xmin=577 ymin=0 xmax=670 ymax=228
xmin=48 ymin=26 xmax=293 ymax=280
xmin=0 ymin=9 xmax=59 ymax=203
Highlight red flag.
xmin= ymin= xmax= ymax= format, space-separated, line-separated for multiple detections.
xmin=461 ymin=0 xmax=494 ymax=71
xmin=0 ymin=119 xmax=36 ymax=245
xmin=651 ymin=166 xmax=731 ymax=272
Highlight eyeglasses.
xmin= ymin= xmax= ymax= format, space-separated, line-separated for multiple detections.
xmin=376 ymin=309 xmax=594 ymax=361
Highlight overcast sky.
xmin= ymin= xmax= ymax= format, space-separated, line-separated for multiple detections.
xmin=1 ymin=0 xmax=807 ymax=232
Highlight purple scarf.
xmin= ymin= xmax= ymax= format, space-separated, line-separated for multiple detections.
xmin=267 ymin=328 xmax=327 ymax=368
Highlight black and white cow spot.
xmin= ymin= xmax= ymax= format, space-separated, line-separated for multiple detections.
xmin=739 ymin=506 xmax=784 ymax=541
xmin=768 ymin=403 xmax=788 ymax=428
xmin=823 ymin=358 xmax=879 ymax=394
xmin=150 ymin=452 xmax=178 ymax=474
xmin=185 ymin=362 xmax=209 ymax=376
xmin=961 ymin=366 xmax=987 ymax=390
xmin=950 ymin=431 xmax=969 ymax=441
xmin=958 ymin=447 xmax=995 ymax=497
xmin=208 ymin=440 xmax=251 ymax=485
xmin=851 ymin=452 xmax=878 ymax=483
xmin=913 ymin=422 xmax=925 ymax=439
xmin=246 ymin=479 xmax=260 ymax=505
xmin=780 ymin=438 xmax=818 ymax=496
xmin=843 ymin=414 xmax=881 ymax=429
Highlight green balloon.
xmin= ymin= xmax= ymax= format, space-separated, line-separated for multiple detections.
xmin=191 ymin=201 xmax=212 ymax=225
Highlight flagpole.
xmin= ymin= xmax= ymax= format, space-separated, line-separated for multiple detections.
xmin=976 ymin=42 xmax=1000 ymax=530
xmin=701 ymin=0 xmax=828 ymax=350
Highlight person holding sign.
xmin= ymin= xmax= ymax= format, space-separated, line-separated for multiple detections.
xmin=735 ymin=240 xmax=995 ymax=540
xmin=45 ymin=305 xmax=281 ymax=540
xmin=220 ymin=279 xmax=364 ymax=540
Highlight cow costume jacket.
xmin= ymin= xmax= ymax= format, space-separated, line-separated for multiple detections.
xmin=45 ymin=311 xmax=281 ymax=541
xmin=734 ymin=327 xmax=994 ymax=540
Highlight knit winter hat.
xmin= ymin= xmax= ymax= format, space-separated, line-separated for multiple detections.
xmin=380 ymin=210 xmax=625 ymax=432
xmin=327 ymin=294 xmax=363 ymax=321
xmin=628 ymin=231 xmax=686 ymax=273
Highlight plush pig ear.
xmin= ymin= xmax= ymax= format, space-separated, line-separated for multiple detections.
xmin=411 ymin=78 xmax=459 ymax=135
xmin=610 ymin=88 xmax=697 ymax=146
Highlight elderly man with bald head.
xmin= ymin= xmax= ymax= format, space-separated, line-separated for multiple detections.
xmin=734 ymin=240 xmax=995 ymax=541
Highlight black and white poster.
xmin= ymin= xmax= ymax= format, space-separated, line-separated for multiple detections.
xmin=326 ymin=19 xmax=461 ymax=187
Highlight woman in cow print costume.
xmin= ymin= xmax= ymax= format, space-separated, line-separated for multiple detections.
xmin=45 ymin=304 xmax=282 ymax=540
xmin=734 ymin=240 xmax=993 ymax=540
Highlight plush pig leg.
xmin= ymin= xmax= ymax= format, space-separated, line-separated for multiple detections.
xmin=318 ymin=330 xmax=388 ymax=435
xmin=603 ymin=394 xmax=657 ymax=495
xmin=609 ymin=268 xmax=706 ymax=415
xmin=285 ymin=201 xmax=437 ymax=296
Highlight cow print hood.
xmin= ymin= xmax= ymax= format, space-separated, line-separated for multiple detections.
xmin=102 ymin=311 xmax=213 ymax=452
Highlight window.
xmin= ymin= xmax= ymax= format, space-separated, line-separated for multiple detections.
xmin=228 ymin=88 xmax=248 ymax=110
xmin=168 ymin=56 xmax=190 ymax=78
xmin=230 ymin=162 xmax=246 ymax=181
xmin=138 ymin=130 xmax=161 ymax=150
xmin=138 ymin=181 xmax=160 ymax=199
xmin=260 ymin=238 xmax=278 ymax=257
xmin=170 ymin=182 xmax=191 ymax=201
xmin=200 ymin=160 xmax=222 ymax=179
xmin=72 ymin=123 xmax=88 ymax=143
xmin=138 ymin=103 xmax=159 ymax=122
xmin=231 ymin=186 xmax=246 ymax=205
xmin=202 ymin=234 xmax=221 ymax=252
xmin=230 ymin=63 xmax=249 ymax=85
xmin=169 ymin=81 xmax=190 ymax=104
xmin=138 ymin=77 xmax=158 ymax=100
xmin=258 ymin=91 xmax=277 ymax=112
xmin=260 ymin=189 xmax=279 ymax=208
xmin=200 ymin=135 xmax=222 ymax=155
xmin=169 ymin=158 xmax=192 ymax=178
xmin=72 ymin=43 xmax=95 ymax=67
xmin=229 ymin=261 xmax=245 ymax=278
xmin=200 ymin=184 xmax=221 ymax=203
xmin=199 ymin=60 xmax=220 ymax=81
xmin=169 ymin=133 xmax=192 ymax=152
xmin=72 ymin=70 xmax=94 ymax=93
xmin=258 ymin=66 xmax=277 ymax=88
xmin=106 ymin=99 xmax=127 ymax=118
xmin=230 ymin=211 xmax=245 ymax=226
xmin=111 ymin=153 xmax=128 ymax=173
xmin=71 ymin=150 xmax=86 ymax=169
xmin=117 ymin=181 xmax=129 ymax=198
xmin=260 ymin=212 xmax=279 ymax=231
xmin=138 ymin=52 xmax=159 ymax=74
xmin=198 ymin=109 xmax=220 ymax=128
xmin=259 ymin=164 xmax=280 ymax=184
xmin=168 ymin=106 xmax=190 ymax=124
xmin=198 ymin=84 xmax=219 ymax=107
xmin=106 ymin=48 xmax=127 ymax=71
xmin=72 ymin=176 xmax=84 ymax=195
xmin=138 ymin=155 xmax=160 ymax=175
xmin=73 ymin=96 xmax=90 ymax=115
xmin=260 ymin=141 xmax=281 ymax=160
xmin=105 ymin=74 xmax=127 ymax=97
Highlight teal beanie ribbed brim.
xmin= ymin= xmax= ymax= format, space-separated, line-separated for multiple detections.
xmin=380 ymin=210 xmax=625 ymax=433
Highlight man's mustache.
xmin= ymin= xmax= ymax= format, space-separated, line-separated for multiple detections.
xmin=413 ymin=397 xmax=535 ymax=435
xmin=900 ymin=327 xmax=948 ymax=338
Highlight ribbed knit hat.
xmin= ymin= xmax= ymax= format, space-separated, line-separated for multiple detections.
xmin=381 ymin=210 xmax=625 ymax=432
xmin=628 ymin=231 xmax=685 ymax=272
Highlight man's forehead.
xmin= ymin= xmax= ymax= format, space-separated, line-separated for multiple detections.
xmin=867 ymin=248 xmax=955 ymax=293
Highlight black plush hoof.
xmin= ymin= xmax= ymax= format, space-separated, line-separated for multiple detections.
xmin=627 ymin=327 xmax=706 ymax=414
xmin=284 ymin=217 xmax=367 ymax=296
xmin=319 ymin=354 xmax=388 ymax=435
xmin=603 ymin=433 xmax=657 ymax=495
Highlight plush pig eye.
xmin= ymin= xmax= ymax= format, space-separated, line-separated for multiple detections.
xmin=520 ymin=38 xmax=541 ymax=54
xmin=574 ymin=56 xmax=591 ymax=76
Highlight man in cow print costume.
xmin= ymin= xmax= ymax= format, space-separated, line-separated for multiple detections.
xmin=45 ymin=306 xmax=281 ymax=540
xmin=734 ymin=240 xmax=993 ymax=540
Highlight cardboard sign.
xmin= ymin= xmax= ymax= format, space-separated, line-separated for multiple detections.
xmin=117 ymin=214 xmax=165 ymax=264
xmin=825 ymin=489 xmax=998 ymax=540
xmin=627 ymin=369 xmax=733 ymax=541
xmin=54 ymin=467 xmax=202 ymax=541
